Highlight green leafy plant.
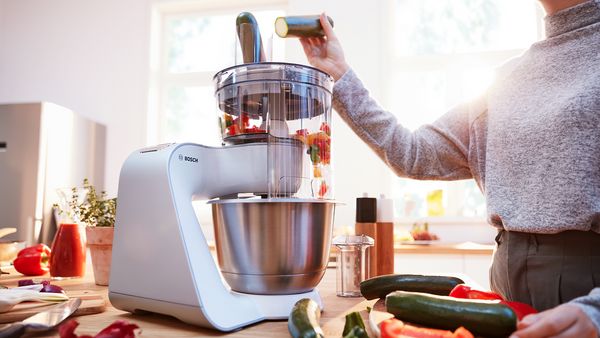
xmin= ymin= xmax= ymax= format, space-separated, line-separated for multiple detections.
xmin=55 ymin=179 xmax=116 ymax=227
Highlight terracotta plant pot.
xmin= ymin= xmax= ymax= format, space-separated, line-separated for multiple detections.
xmin=85 ymin=226 xmax=114 ymax=286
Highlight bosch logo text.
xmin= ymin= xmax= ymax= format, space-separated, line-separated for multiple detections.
xmin=184 ymin=155 xmax=198 ymax=163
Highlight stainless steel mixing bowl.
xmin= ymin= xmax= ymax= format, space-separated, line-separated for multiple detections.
xmin=210 ymin=198 xmax=336 ymax=295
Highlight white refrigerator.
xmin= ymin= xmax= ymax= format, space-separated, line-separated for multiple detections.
xmin=0 ymin=102 xmax=106 ymax=245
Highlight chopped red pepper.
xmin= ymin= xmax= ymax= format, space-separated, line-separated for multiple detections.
xmin=449 ymin=284 xmax=503 ymax=300
xmin=449 ymin=284 xmax=537 ymax=320
xmin=296 ymin=128 xmax=309 ymax=137
xmin=59 ymin=319 xmax=140 ymax=338
xmin=318 ymin=181 xmax=328 ymax=198
xmin=227 ymin=124 xmax=239 ymax=136
xmin=500 ymin=300 xmax=538 ymax=321
xmin=13 ymin=244 xmax=51 ymax=276
xmin=380 ymin=318 xmax=474 ymax=338
xmin=380 ymin=318 xmax=403 ymax=338
xmin=319 ymin=122 xmax=331 ymax=136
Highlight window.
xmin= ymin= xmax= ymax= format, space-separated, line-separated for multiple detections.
xmin=384 ymin=0 xmax=544 ymax=220
xmin=149 ymin=3 xmax=285 ymax=146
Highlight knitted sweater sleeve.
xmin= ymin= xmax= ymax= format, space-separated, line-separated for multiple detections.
xmin=332 ymin=68 xmax=486 ymax=181
xmin=572 ymin=288 xmax=600 ymax=334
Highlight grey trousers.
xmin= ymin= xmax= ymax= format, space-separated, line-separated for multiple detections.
xmin=490 ymin=229 xmax=600 ymax=311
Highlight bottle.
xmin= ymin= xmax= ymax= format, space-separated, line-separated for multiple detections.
xmin=275 ymin=15 xmax=334 ymax=38
xmin=376 ymin=194 xmax=395 ymax=276
xmin=354 ymin=194 xmax=377 ymax=278
xmin=49 ymin=223 xmax=86 ymax=277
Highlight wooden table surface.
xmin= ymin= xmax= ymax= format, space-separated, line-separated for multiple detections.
xmin=1 ymin=266 xmax=374 ymax=338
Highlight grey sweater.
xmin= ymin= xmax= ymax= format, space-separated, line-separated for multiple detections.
xmin=332 ymin=0 xmax=600 ymax=330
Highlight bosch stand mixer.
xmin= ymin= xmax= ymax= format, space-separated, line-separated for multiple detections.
xmin=108 ymin=18 xmax=336 ymax=330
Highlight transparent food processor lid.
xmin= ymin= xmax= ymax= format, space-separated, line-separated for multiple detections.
xmin=213 ymin=62 xmax=334 ymax=199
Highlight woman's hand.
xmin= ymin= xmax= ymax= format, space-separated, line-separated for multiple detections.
xmin=510 ymin=303 xmax=598 ymax=338
xmin=299 ymin=13 xmax=349 ymax=81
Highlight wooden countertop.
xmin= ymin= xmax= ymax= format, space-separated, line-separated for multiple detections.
xmin=394 ymin=242 xmax=495 ymax=255
xmin=0 ymin=266 xmax=373 ymax=337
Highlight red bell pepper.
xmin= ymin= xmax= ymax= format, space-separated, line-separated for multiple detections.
xmin=380 ymin=318 xmax=474 ymax=338
xmin=449 ymin=284 xmax=537 ymax=320
xmin=13 ymin=244 xmax=51 ymax=276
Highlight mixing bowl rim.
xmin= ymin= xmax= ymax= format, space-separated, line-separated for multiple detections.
xmin=207 ymin=197 xmax=342 ymax=205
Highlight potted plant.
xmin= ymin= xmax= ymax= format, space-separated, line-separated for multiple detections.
xmin=56 ymin=179 xmax=116 ymax=285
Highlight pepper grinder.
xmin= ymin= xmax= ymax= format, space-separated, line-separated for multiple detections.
xmin=376 ymin=194 xmax=395 ymax=275
xmin=354 ymin=193 xmax=377 ymax=279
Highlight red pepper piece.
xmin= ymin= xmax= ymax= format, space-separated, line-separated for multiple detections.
xmin=380 ymin=318 xmax=404 ymax=338
xmin=500 ymin=300 xmax=538 ymax=321
xmin=318 ymin=181 xmax=328 ymax=198
xmin=449 ymin=284 xmax=503 ymax=300
xmin=319 ymin=122 xmax=331 ymax=136
xmin=452 ymin=327 xmax=475 ymax=338
xmin=13 ymin=244 xmax=51 ymax=276
xmin=227 ymin=124 xmax=239 ymax=136
xmin=380 ymin=318 xmax=474 ymax=338
xmin=59 ymin=319 xmax=139 ymax=338
xmin=296 ymin=128 xmax=309 ymax=137
xmin=449 ymin=284 xmax=537 ymax=321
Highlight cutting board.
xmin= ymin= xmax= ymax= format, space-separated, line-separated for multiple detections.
xmin=0 ymin=290 xmax=107 ymax=323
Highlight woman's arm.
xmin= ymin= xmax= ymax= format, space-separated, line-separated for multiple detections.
xmin=332 ymin=69 xmax=484 ymax=181
xmin=299 ymin=13 xmax=484 ymax=181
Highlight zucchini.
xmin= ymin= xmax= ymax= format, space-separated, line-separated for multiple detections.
xmin=288 ymin=298 xmax=324 ymax=338
xmin=360 ymin=274 xmax=464 ymax=300
xmin=343 ymin=326 xmax=369 ymax=338
xmin=386 ymin=291 xmax=517 ymax=338
xmin=342 ymin=311 xmax=366 ymax=336
xmin=275 ymin=15 xmax=334 ymax=38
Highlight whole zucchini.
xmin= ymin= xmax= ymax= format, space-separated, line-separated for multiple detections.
xmin=360 ymin=274 xmax=464 ymax=300
xmin=288 ymin=298 xmax=324 ymax=338
xmin=386 ymin=291 xmax=517 ymax=338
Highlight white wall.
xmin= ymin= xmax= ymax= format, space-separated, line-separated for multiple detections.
xmin=0 ymin=0 xmax=396 ymax=229
xmin=0 ymin=0 xmax=151 ymax=196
